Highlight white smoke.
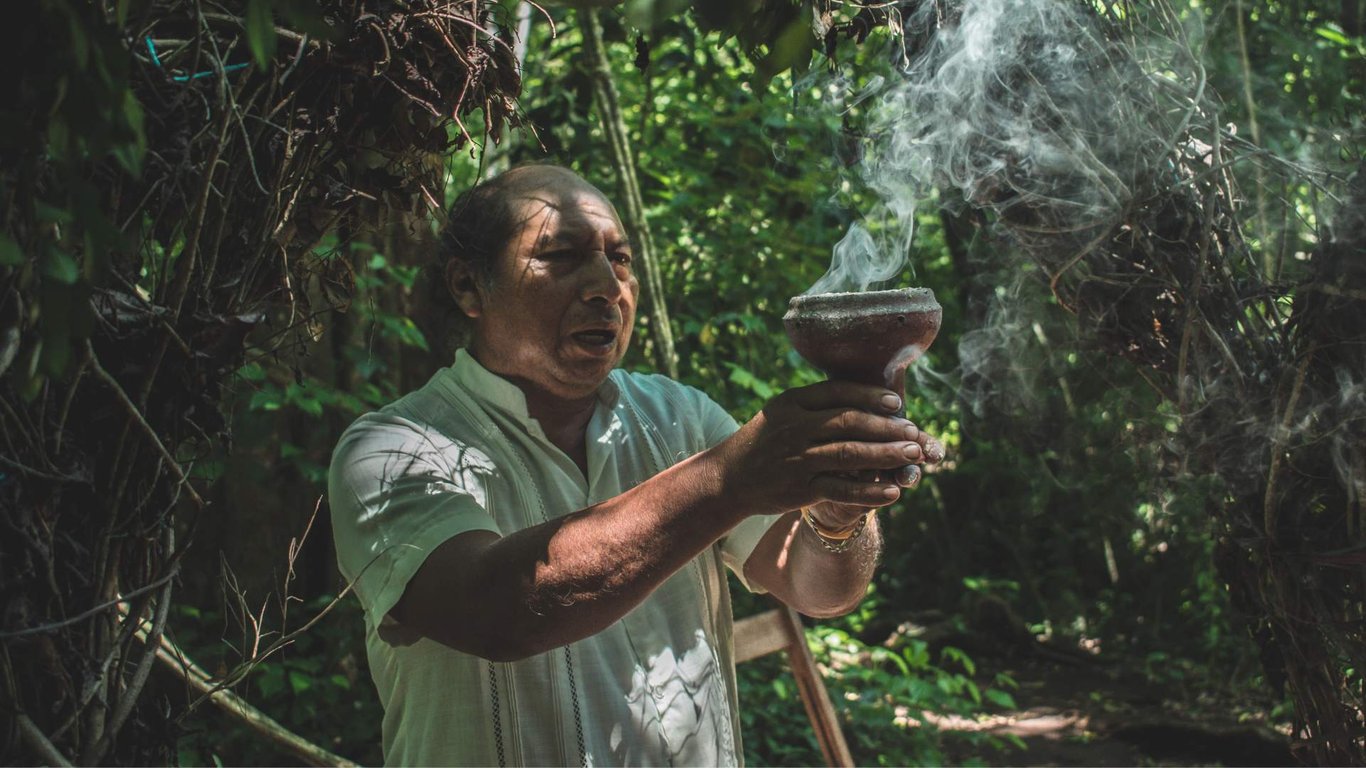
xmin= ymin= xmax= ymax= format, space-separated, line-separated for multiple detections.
xmin=808 ymin=0 xmax=1194 ymax=295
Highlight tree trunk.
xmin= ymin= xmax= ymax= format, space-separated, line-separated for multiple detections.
xmin=578 ymin=9 xmax=679 ymax=379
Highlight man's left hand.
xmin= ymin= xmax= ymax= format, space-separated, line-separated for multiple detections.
xmin=807 ymin=422 xmax=945 ymax=530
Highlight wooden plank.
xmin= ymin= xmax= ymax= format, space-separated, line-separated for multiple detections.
xmin=733 ymin=609 xmax=788 ymax=663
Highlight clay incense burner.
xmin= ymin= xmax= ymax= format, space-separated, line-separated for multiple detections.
xmin=783 ymin=287 xmax=942 ymax=395
xmin=784 ymin=288 xmax=942 ymax=485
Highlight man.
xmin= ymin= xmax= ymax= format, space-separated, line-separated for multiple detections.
xmin=329 ymin=165 xmax=942 ymax=766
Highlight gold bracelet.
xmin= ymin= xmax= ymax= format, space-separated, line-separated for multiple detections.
xmin=801 ymin=508 xmax=872 ymax=553
xmin=801 ymin=507 xmax=861 ymax=539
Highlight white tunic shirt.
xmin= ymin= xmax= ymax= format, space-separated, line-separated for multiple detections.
xmin=329 ymin=350 xmax=776 ymax=766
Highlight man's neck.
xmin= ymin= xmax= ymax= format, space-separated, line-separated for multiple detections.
xmin=464 ymin=348 xmax=602 ymax=474
xmin=522 ymin=389 xmax=596 ymax=475
xmin=490 ymin=370 xmax=599 ymax=472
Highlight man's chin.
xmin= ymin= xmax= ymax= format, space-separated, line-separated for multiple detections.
xmin=551 ymin=352 xmax=621 ymax=391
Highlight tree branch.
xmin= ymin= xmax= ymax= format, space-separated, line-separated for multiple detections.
xmin=141 ymin=628 xmax=356 ymax=767
xmin=86 ymin=341 xmax=205 ymax=510
xmin=16 ymin=715 xmax=73 ymax=768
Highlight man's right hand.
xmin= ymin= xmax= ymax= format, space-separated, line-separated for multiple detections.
xmin=711 ymin=381 xmax=928 ymax=517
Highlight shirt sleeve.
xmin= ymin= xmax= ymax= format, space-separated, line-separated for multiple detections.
xmin=685 ymin=387 xmax=781 ymax=594
xmin=328 ymin=413 xmax=501 ymax=645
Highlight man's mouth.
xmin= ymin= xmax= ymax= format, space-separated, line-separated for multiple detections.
xmin=570 ymin=328 xmax=618 ymax=349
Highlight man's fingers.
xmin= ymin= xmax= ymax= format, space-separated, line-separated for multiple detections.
xmin=809 ymin=440 xmax=924 ymax=472
xmin=785 ymin=380 xmax=903 ymax=415
xmin=812 ymin=411 xmax=919 ymax=444
xmin=810 ymin=475 xmax=901 ymax=508
xmin=919 ymin=435 xmax=945 ymax=464
xmin=894 ymin=464 xmax=922 ymax=488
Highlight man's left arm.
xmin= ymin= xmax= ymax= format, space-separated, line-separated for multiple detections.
xmin=742 ymin=425 xmax=944 ymax=618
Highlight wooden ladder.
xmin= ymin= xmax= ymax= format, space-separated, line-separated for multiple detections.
xmin=733 ymin=604 xmax=855 ymax=767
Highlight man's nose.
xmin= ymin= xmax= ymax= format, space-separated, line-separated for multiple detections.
xmin=580 ymin=252 xmax=625 ymax=303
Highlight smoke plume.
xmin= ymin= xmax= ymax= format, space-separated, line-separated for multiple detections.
xmin=808 ymin=0 xmax=1189 ymax=295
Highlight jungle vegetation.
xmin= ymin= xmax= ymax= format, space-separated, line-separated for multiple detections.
xmin=1 ymin=0 xmax=1362 ymax=764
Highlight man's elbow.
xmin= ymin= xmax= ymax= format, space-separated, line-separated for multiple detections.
xmin=795 ymin=591 xmax=866 ymax=620
xmin=743 ymin=552 xmax=873 ymax=618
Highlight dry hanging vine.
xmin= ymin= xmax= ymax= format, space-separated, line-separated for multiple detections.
xmin=0 ymin=0 xmax=522 ymax=762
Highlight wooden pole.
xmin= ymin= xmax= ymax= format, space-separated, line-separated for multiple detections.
xmin=777 ymin=607 xmax=856 ymax=768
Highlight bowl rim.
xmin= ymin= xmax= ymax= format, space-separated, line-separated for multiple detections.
xmin=785 ymin=287 xmax=940 ymax=316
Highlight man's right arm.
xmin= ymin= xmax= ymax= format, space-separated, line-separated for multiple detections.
xmin=388 ymin=381 xmax=918 ymax=661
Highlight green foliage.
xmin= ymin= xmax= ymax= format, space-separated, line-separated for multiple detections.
xmin=178 ymin=0 xmax=1360 ymax=762
xmin=244 ymin=0 xmax=279 ymax=69
xmin=739 ymin=624 xmax=1022 ymax=766
xmin=1 ymin=0 xmax=146 ymax=392
xmin=231 ymin=239 xmax=431 ymax=482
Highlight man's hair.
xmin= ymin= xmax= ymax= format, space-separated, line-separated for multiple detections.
xmin=420 ymin=162 xmax=566 ymax=357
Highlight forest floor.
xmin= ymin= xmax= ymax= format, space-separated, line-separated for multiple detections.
xmin=936 ymin=651 xmax=1295 ymax=766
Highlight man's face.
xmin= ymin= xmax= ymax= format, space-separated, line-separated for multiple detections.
xmin=461 ymin=169 xmax=639 ymax=404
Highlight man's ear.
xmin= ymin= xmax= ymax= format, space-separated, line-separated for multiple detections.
xmin=445 ymin=260 xmax=483 ymax=319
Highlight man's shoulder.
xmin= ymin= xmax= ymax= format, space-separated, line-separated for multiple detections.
xmin=609 ymin=369 xmax=736 ymax=447
xmin=334 ymin=368 xmax=480 ymax=455
xmin=610 ymin=369 xmax=714 ymax=411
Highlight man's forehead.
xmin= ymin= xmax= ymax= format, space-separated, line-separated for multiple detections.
xmin=500 ymin=165 xmax=605 ymax=201
xmin=503 ymin=177 xmax=622 ymax=240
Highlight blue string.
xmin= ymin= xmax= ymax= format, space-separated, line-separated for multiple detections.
xmin=175 ymin=63 xmax=249 ymax=81
xmin=144 ymin=36 xmax=249 ymax=82
xmin=145 ymin=36 xmax=162 ymax=67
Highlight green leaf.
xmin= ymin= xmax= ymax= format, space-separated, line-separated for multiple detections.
xmin=249 ymin=389 xmax=283 ymax=411
xmin=62 ymin=4 xmax=90 ymax=70
xmin=985 ymin=689 xmax=1017 ymax=709
xmin=725 ymin=362 xmax=775 ymax=399
xmin=245 ymin=0 xmax=278 ymax=69
xmin=46 ymin=117 xmax=72 ymax=163
xmin=286 ymin=382 xmax=324 ymax=416
xmin=112 ymin=91 xmax=147 ymax=177
xmin=0 ymin=234 xmax=22 ymax=266
xmin=237 ymin=362 xmax=268 ymax=382
xmin=1315 ymin=24 xmax=1350 ymax=47
xmin=43 ymin=249 xmax=80 ymax=284
xmin=39 ymin=336 xmax=72 ymax=377
xmin=941 ymin=645 xmax=976 ymax=676
xmin=752 ymin=18 xmax=814 ymax=90
xmin=35 ymin=201 xmax=74 ymax=224
xmin=623 ymin=0 xmax=692 ymax=30
xmin=191 ymin=459 xmax=226 ymax=482
xmin=288 ymin=669 xmax=312 ymax=694
xmin=257 ymin=667 xmax=285 ymax=698
xmin=965 ymin=679 xmax=982 ymax=705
